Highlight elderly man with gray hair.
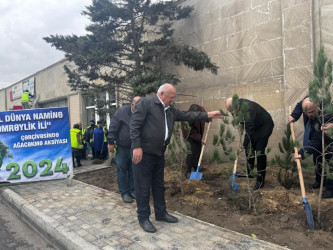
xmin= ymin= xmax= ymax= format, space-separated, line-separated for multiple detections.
xmin=130 ymin=83 xmax=223 ymax=233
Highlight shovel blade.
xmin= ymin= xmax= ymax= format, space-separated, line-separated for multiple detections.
xmin=304 ymin=201 xmax=314 ymax=229
xmin=228 ymin=177 xmax=239 ymax=192
xmin=189 ymin=171 xmax=202 ymax=180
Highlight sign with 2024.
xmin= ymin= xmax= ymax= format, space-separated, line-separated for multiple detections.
xmin=0 ymin=107 xmax=72 ymax=184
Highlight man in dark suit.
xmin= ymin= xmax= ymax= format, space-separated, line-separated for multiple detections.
xmin=225 ymin=97 xmax=274 ymax=190
xmin=131 ymin=83 xmax=223 ymax=233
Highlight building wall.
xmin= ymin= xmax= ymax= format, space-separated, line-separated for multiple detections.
xmin=0 ymin=59 xmax=82 ymax=128
xmin=171 ymin=0 xmax=286 ymax=158
xmin=169 ymin=0 xmax=324 ymax=159
xmin=0 ymin=89 xmax=6 ymax=110
xmin=36 ymin=59 xmax=72 ymax=104
xmin=69 ymin=94 xmax=81 ymax=128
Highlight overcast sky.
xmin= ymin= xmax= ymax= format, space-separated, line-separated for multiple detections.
xmin=0 ymin=0 xmax=92 ymax=89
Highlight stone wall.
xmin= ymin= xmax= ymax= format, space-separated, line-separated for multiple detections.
xmin=170 ymin=0 xmax=319 ymax=159
xmin=282 ymin=0 xmax=313 ymax=142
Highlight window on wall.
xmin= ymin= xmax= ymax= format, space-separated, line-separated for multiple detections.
xmin=84 ymin=91 xmax=116 ymax=127
xmin=40 ymin=99 xmax=68 ymax=108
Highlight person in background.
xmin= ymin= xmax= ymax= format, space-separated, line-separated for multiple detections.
xmin=181 ymin=104 xmax=206 ymax=178
xmin=21 ymin=90 xmax=33 ymax=109
xmin=130 ymin=83 xmax=223 ymax=233
xmin=85 ymin=120 xmax=97 ymax=160
xmin=101 ymin=121 xmax=109 ymax=160
xmin=78 ymin=123 xmax=87 ymax=160
xmin=94 ymin=121 xmax=107 ymax=160
xmin=294 ymin=98 xmax=333 ymax=198
xmin=70 ymin=123 xmax=83 ymax=167
xmin=108 ymin=96 xmax=141 ymax=203
xmin=225 ymin=97 xmax=274 ymax=190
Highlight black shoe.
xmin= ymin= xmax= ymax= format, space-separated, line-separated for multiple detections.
xmin=122 ymin=194 xmax=133 ymax=203
xmin=253 ymin=181 xmax=264 ymax=190
xmin=156 ymin=212 xmax=178 ymax=223
xmin=130 ymin=191 xmax=136 ymax=199
xmin=139 ymin=219 xmax=156 ymax=233
xmin=310 ymin=182 xmax=320 ymax=189
xmin=77 ymin=163 xmax=82 ymax=167
xmin=322 ymin=190 xmax=333 ymax=199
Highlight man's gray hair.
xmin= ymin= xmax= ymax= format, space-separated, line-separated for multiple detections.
xmin=157 ymin=83 xmax=172 ymax=94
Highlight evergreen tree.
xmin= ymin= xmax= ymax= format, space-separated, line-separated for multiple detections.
xmin=166 ymin=122 xmax=191 ymax=196
xmin=272 ymin=124 xmax=298 ymax=189
xmin=0 ymin=140 xmax=12 ymax=169
xmin=308 ymin=47 xmax=333 ymax=222
xmin=44 ymin=0 xmax=218 ymax=117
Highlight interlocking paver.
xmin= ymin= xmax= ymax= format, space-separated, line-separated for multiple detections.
xmin=3 ymin=164 xmax=289 ymax=250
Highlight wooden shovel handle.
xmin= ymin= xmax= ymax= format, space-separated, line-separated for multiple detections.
xmin=289 ymin=106 xmax=307 ymax=199
xmin=232 ymin=155 xmax=238 ymax=174
xmin=197 ymin=121 xmax=211 ymax=167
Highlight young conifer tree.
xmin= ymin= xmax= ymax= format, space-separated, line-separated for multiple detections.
xmin=166 ymin=122 xmax=191 ymax=196
xmin=273 ymin=124 xmax=298 ymax=189
xmin=308 ymin=47 xmax=333 ymax=222
xmin=0 ymin=140 xmax=12 ymax=169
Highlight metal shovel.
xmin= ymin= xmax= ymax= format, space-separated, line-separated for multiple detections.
xmin=289 ymin=106 xmax=314 ymax=229
xmin=189 ymin=122 xmax=211 ymax=180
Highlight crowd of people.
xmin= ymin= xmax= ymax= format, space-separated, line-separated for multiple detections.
xmin=69 ymin=83 xmax=333 ymax=233
xmin=70 ymin=120 xmax=109 ymax=168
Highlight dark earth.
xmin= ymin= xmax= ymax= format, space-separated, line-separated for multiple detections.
xmin=75 ymin=161 xmax=333 ymax=250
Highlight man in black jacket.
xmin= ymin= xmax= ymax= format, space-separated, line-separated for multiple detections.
xmin=130 ymin=83 xmax=222 ymax=233
xmin=225 ymin=97 xmax=274 ymax=190
xmin=294 ymin=98 xmax=333 ymax=198
xmin=108 ymin=96 xmax=140 ymax=203
xmin=289 ymin=96 xmax=322 ymax=189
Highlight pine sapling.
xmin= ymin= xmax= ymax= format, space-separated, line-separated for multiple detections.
xmin=309 ymin=47 xmax=333 ymax=222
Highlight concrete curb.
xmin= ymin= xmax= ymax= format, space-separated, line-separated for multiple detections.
xmin=2 ymin=189 xmax=102 ymax=250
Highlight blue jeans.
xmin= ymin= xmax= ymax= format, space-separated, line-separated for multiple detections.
xmin=116 ymin=146 xmax=134 ymax=196
xmin=133 ymin=152 xmax=166 ymax=222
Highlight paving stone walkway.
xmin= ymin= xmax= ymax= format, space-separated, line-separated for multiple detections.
xmin=2 ymin=178 xmax=288 ymax=250
xmin=73 ymin=159 xmax=110 ymax=175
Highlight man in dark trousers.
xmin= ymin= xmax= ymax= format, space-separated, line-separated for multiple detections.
xmin=294 ymin=98 xmax=333 ymax=198
xmin=225 ymin=97 xmax=274 ymax=190
xmin=289 ymin=96 xmax=322 ymax=189
xmin=130 ymin=83 xmax=223 ymax=233
xmin=108 ymin=96 xmax=141 ymax=203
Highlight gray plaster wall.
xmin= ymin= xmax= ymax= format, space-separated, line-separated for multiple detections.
xmin=35 ymin=59 xmax=72 ymax=104
xmin=170 ymin=0 xmax=318 ymax=158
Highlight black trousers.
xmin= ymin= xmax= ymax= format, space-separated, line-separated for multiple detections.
xmin=72 ymin=150 xmax=81 ymax=167
xmin=313 ymin=151 xmax=322 ymax=183
xmin=80 ymin=143 xmax=87 ymax=159
xmin=245 ymin=133 xmax=272 ymax=181
xmin=313 ymin=151 xmax=333 ymax=191
xmin=133 ymin=152 xmax=166 ymax=222
xmin=186 ymin=139 xmax=201 ymax=173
